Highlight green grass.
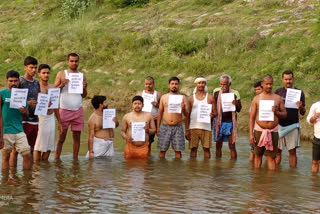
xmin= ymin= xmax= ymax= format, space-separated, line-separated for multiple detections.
xmin=0 ymin=0 xmax=319 ymax=139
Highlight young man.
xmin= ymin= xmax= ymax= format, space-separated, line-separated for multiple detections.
xmin=54 ymin=53 xmax=87 ymax=160
xmin=0 ymin=70 xmax=32 ymax=169
xmin=307 ymin=101 xmax=320 ymax=173
xmin=137 ymin=76 xmax=162 ymax=153
xmin=157 ymin=77 xmax=190 ymax=159
xmin=10 ymin=56 xmax=40 ymax=166
xmin=275 ymin=70 xmax=306 ymax=167
xmin=214 ymin=74 xmax=242 ymax=159
xmin=121 ymin=96 xmax=156 ymax=159
xmin=187 ymin=77 xmax=216 ymax=159
xmin=249 ymin=75 xmax=287 ymax=170
xmin=249 ymin=81 xmax=263 ymax=162
xmin=87 ymin=95 xmax=119 ymax=159
xmin=34 ymin=64 xmax=62 ymax=161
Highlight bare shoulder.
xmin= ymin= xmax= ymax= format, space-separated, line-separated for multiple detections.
xmin=88 ymin=113 xmax=97 ymax=124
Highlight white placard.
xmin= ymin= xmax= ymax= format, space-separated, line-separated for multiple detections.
xmin=142 ymin=93 xmax=155 ymax=113
xmin=132 ymin=122 xmax=146 ymax=142
xmin=103 ymin=109 xmax=116 ymax=129
xmin=9 ymin=88 xmax=28 ymax=109
xmin=285 ymin=88 xmax=301 ymax=109
xmin=35 ymin=93 xmax=49 ymax=116
xmin=197 ymin=103 xmax=212 ymax=123
xmin=48 ymin=88 xmax=60 ymax=109
xmin=221 ymin=93 xmax=235 ymax=112
xmin=168 ymin=95 xmax=183 ymax=113
xmin=68 ymin=73 xmax=83 ymax=94
xmin=259 ymin=100 xmax=274 ymax=121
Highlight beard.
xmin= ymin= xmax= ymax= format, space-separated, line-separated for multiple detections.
xmin=170 ymin=88 xmax=178 ymax=93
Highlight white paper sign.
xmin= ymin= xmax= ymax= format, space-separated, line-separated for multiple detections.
xmin=103 ymin=109 xmax=116 ymax=129
xmin=221 ymin=93 xmax=235 ymax=112
xmin=68 ymin=73 xmax=83 ymax=94
xmin=132 ymin=122 xmax=146 ymax=142
xmin=48 ymin=88 xmax=60 ymax=109
xmin=9 ymin=88 xmax=28 ymax=109
xmin=142 ymin=93 xmax=155 ymax=113
xmin=168 ymin=95 xmax=183 ymax=113
xmin=259 ymin=100 xmax=274 ymax=121
xmin=285 ymin=88 xmax=301 ymax=109
xmin=35 ymin=93 xmax=49 ymax=116
xmin=197 ymin=103 xmax=212 ymax=123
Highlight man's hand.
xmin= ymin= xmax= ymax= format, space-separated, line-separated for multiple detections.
xmin=61 ymin=79 xmax=69 ymax=88
xmin=28 ymin=100 xmax=37 ymax=107
xmin=156 ymin=128 xmax=160 ymax=136
xmin=249 ymin=135 xmax=256 ymax=146
xmin=89 ymin=151 xmax=94 ymax=159
xmin=272 ymin=105 xmax=278 ymax=113
xmin=144 ymin=122 xmax=149 ymax=134
xmin=19 ymin=106 xmax=28 ymax=115
xmin=151 ymin=101 xmax=157 ymax=107
xmin=83 ymin=80 xmax=87 ymax=89
xmin=232 ymin=100 xmax=237 ymax=105
xmin=185 ymin=130 xmax=191 ymax=141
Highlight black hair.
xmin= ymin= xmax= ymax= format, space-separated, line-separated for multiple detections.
xmin=132 ymin=95 xmax=144 ymax=104
xmin=253 ymin=81 xmax=262 ymax=88
xmin=67 ymin=53 xmax=79 ymax=60
xmin=24 ymin=56 xmax=38 ymax=66
xmin=38 ymin=64 xmax=51 ymax=73
xmin=6 ymin=70 xmax=20 ymax=79
xmin=145 ymin=76 xmax=154 ymax=82
xmin=168 ymin=76 xmax=180 ymax=84
xmin=262 ymin=74 xmax=273 ymax=82
xmin=282 ymin=70 xmax=294 ymax=78
xmin=91 ymin=95 xmax=106 ymax=109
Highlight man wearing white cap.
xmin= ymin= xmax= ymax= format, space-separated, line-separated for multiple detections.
xmin=186 ymin=77 xmax=216 ymax=158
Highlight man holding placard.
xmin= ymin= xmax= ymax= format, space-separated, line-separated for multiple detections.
xmin=0 ymin=70 xmax=32 ymax=169
xmin=10 ymin=56 xmax=40 ymax=166
xmin=87 ymin=96 xmax=119 ymax=159
xmin=34 ymin=64 xmax=62 ymax=161
xmin=121 ymin=96 xmax=155 ymax=159
xmin=187 ymin=77 xmax=216 ymax=159
xmin=157 ymin=77 xmax=190 ymax=159
xmin=249 ymin=75 xmax=287 ymax=170
xmin=275 ymin=70 xmax=306 ymax=168
xmin=213 ymin=74 xmax=241 ymax=159
xmin=54 ymin=53 xmax=87 ymax=160
xmin=137 ymin=76 xmax=162 ymax=153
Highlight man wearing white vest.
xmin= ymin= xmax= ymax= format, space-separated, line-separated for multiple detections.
xmin=186 ymin=77 xmax=216 ymax=159
xmin=54 ymin=53 xmax=87 ymax=160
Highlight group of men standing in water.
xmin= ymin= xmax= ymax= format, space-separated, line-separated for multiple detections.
xmin=0 ymin=53 xmax=320 ymax=173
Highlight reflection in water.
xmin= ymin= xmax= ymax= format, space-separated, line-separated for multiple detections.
xmin=0 ymin=137 xmax=320 ymax=213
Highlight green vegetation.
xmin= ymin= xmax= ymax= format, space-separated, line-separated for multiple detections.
xmin=0 ymin=0 xmax=319 ymax=139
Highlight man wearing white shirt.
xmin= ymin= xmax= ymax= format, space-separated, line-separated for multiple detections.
xmin=307 ymin=102 xmax=320 ymax=173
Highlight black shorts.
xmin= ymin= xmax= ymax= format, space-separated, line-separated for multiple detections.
xmin=312 ymin=137 xmax=320 ymax=161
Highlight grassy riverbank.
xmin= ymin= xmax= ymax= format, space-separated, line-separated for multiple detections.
xmin=0 ymin=0 xmax=319 ymax=139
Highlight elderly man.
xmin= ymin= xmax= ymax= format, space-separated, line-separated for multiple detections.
xmin=187 ymin=77 xmax=216 ymax=159
xmin=213 ymin=74 xmax=241 ymax=159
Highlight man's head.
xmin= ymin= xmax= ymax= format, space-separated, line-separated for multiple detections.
xmin=253 ymin=81 xmax=262 ymax=95
xmin=220 ymin=74 xmax=232 ymax=93
xmin=194 ymin=76 xmax=207 ymax=93
xmin=132 ymin=96 xmax=144 ymax=112
xmin=24 ymin=56 xmax=38 ymax=78
xmin=38 ymin=64 xmax=51 ymax=82
xmin=168 ymin=76 xmax=180 ymax=93
xmin=6 ymin=70 xmax=20 ymax=90
xmin=282 ymin=70 xmax=294 ymax=89
xmin=67 ymin=53 xmax=79 ymax=71
xmin=91 ymin=95 xmax=107 ymax=110
xmin=261 ymin=74 xmax=273 ymax=93
xmin=144 ymin=76 xmax=154 ymax=91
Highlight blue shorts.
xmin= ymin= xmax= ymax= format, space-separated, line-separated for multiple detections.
xmin=213 ymin=121 xmax=233 ymax=142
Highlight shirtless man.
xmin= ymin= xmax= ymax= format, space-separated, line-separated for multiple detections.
xmin=54 ymin=53 xmax=87 ymax=160
xmin=157 ymin=77 xmax=190 ymax=159
xmin=87 ymin=95 xmax=119 ymax=159
xmin=187 ymin=77 xmax=216 ymax=159
xmin=137 ymin=76 xmax=162 ymax=152
xmin=121 ymin=96 xmax=156 ymax=159
xmin=249 ymin=75 xmax=287 ymax=170
xmin=34 ymin=64 xmax=62 ymax=161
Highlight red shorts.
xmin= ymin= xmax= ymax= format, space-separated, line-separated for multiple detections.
xmin=59 ymin=107 xmax=84 ymax=131
xmin=23 ymin=123 xmax=38 ymax=150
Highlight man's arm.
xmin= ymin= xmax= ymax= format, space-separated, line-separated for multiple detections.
xmin=274 ymin=97 xmax=287 ymax=119
xmin=249 ymin=98 xmax=257 ymax=145
xmin=185 ymin=96 xmax=194 ymax=141
xmin=121 ymin=115 xmax=132 ymax=142
xmin=208 ymin=94 xmax=217 ymax=118
xmin=307 ymin=103 xmax=320 ymax=124
xmin=157 ymin=97 xmax=164 ymax=136
xmin=87 ymin=119 xmax=95 ymax=159
xmin=82 ymin=74 xmax=87 ymax=98
xmin=298 ymin=91 xmax=306 ymax=116
xmin=54 ymin=109 xmax=62 ymax=133
xmin=148 ymin=115 xmax=156 ymax=135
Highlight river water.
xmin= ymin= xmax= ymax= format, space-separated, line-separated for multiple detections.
xmin=0 ymin=132 xmax=319 ymax=213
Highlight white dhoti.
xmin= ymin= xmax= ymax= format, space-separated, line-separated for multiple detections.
xmin=86 ymin=137 xmax=114 ymax=158
xmin=34 ymin=114 xmax=56 ymax=152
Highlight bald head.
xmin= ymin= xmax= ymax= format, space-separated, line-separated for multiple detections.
xmin=262 ymin=74 xmax=273 ymax=82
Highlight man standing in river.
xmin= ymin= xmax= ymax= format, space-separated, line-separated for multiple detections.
xmin=54 ymin=53 xmax=87 ymax=160
xmin=275 ymin=70 xmax=306 ymax=168
xmin=157 ymin=76 xmax=190 ymax=159
xmin=249 ymin=75 xmax=287 ymax=170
